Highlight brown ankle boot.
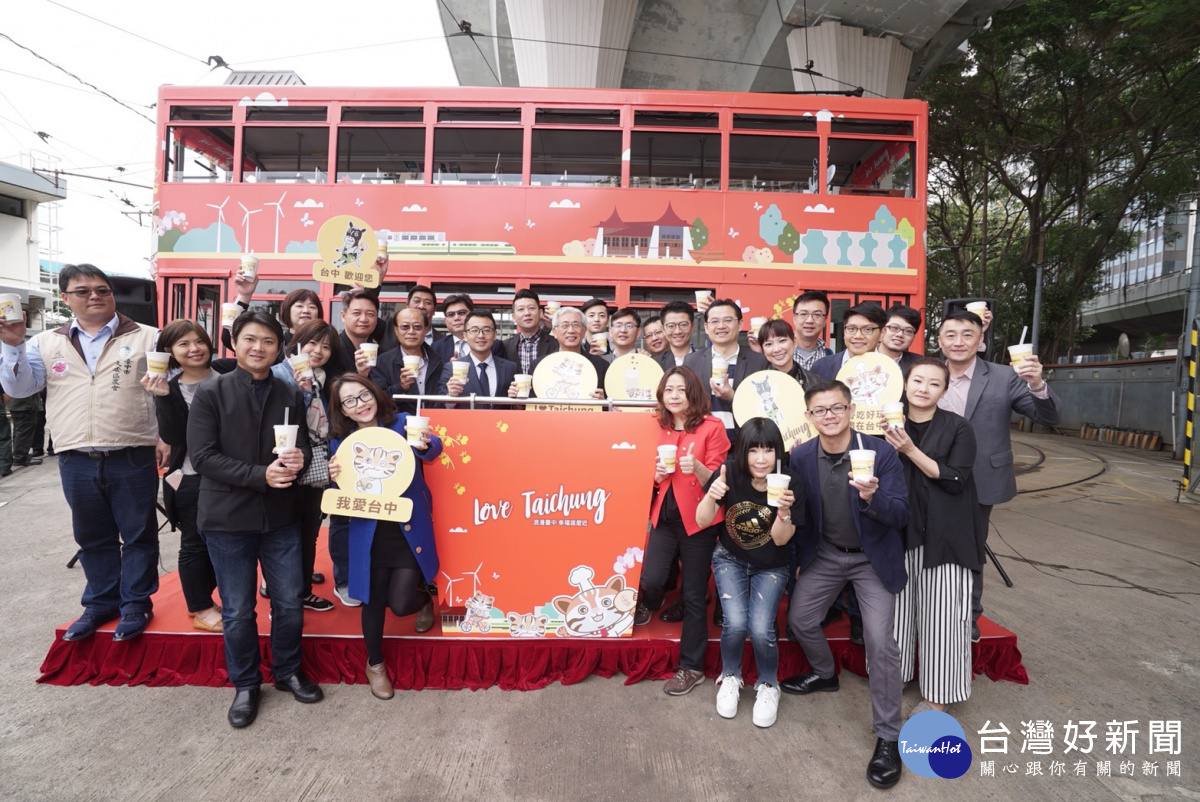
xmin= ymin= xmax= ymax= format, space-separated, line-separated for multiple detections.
xmin=366 ymin=661 xmax=394 ymax=700
xmin=414 ymin=597 xmax=434 ymax=634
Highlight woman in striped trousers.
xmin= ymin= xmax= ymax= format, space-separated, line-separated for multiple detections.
xmin=883 ymin=357 xmax=987 ymax=715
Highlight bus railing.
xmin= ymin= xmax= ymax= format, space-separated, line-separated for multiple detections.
xmin=404 ymin=394 xmax=657 ymax=413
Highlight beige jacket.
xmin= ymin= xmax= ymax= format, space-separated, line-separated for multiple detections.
xmin=37 ymin=314 xmax=159 ymax=452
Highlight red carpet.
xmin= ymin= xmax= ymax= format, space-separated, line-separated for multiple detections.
xmin=38 ymin=535 xmax=1028 ymax=690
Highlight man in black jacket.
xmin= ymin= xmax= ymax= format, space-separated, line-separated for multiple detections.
xmin=188 ymin=310 xmax=323 ymax=728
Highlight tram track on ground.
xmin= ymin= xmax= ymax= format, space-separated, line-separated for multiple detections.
xmin=1014 ymin=437 xmax=1108 ymax=495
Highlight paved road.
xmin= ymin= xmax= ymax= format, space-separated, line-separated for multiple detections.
xmin=1 ymin=433 xmax=1198 ymax=800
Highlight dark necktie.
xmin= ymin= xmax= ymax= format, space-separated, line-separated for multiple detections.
xmin=477 ymin=361 xmax=490 ymax=396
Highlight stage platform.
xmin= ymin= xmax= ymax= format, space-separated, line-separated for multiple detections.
xmin=39 ymin=542 xmax=1028 ymax=691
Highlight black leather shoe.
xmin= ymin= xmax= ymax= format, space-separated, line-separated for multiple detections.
xmin=867 ymin=738 xmax=902 ymax=788
xmin=14 ymin=456 xmax=43 ymax=467
xmin=849 ymin=615 xmax=864 ymax=645
xmin=228 ymin=687 xmax=260 ymax=728
xmin=274 ymin=672 xmax=324 ymax=703
xmin=658 ymin=597 xmax=684 ymax=623
xmin=971 ymin=622 xmax=981 ymax=642
xmin=634 ymin=602 xmax=652 ymax=627
xmin=780 ymin=670 xmax=839 ymax=695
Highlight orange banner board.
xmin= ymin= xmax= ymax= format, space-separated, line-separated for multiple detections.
xmin=424 ymin=410 xmax=660 ymax=638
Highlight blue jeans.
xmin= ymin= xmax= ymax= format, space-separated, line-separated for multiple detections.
xmin=328 ymin=514 xmax=350 ymax=587
xmin=58 ymin=447 xmax=160 ymax=615
xmin=712 ymin=543 xmax=789 ymax=687
xmin=205 ymin=524 xmax=304 ymax=689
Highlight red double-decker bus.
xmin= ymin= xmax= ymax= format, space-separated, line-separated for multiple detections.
xmin=152 ymin=85 xmax=926 ymax=346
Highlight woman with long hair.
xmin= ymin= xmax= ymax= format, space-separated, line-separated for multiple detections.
xmin=638 ymin=366 xmax=731 ymax=697
xmin=141 ymin=319 xmax=225 ymax=631
xmin=696 ymin=417 xmax=802 ymax=728
xmin=882 ymin=357 xmax=986 ymax=716
xmin=327 ymin=375 xmax=442 ymax=700
xmin=265 ymin=319 xmax=343 ymax=611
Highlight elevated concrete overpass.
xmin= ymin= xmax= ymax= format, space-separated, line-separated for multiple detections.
xmin=439 ymin=0 xmax=1027 ymax=97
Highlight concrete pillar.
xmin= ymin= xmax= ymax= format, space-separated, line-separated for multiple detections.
xmin=505 ymin=0 xmax=637 ymax=88
xmin=786 ymin=20 xmax=913 ymax=99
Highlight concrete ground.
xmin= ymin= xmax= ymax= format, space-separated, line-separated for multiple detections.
xmin=1 ymin=432 xmax=1198 ymax=801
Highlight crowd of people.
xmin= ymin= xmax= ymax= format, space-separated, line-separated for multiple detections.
xmin=0 ymin=258 xmax=1063 ymax=788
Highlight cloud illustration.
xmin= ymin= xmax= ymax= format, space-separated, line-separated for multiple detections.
xmin=548 ymin=199 xmax=580 ymax=209
xmin=173 ymin=222 xmax=240 ymax=253
xmin=815 ymin=109 xmax=833 ymax=122
xmin=803 ymin=203 xmax=835 ymax=214
xmin=293 ymin=198 xmax=324 ymax=208
xmin=401 ymin=204 xmax=427 ymax=213
xmin=239 ymin=92 xmax=288 ymax=107
xmin=448 ymin=526 xmax=468 ymax=534
xmin=611 ymin=442 xmax=637 ymax=450
xmin=284 ymin=240 xmax=318 ymax=253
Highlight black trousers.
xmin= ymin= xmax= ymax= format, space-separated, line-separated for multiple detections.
xmin=10 ymin=410 xmax=37 ymax=461
xmin=972 ymin=505 xmax=994 ymax=621
xmin=173 ymin=473 xmax=219 ymax=613
xmin=641 ymin=518 xmax=716 ymax=672
xmin=297 ymin=484 xmax=325 ymax=597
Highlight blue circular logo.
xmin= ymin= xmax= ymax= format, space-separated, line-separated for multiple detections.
xmin=897 ymin=710 xmax=973 ymax=779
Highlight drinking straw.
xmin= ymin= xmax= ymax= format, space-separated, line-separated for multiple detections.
xmin=284 ymin=408 xmax=289 ymax=426
xmin=1019 ymin=326 xmax=1028 ymax=346
xmin=856 ymin=432 xmax=864 ymax=450
xmin=776 ymin=459 xmax=781 ymax=473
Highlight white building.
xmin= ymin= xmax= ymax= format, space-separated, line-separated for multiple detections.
xmin=0 ymin=162 xmax=66 ymax=332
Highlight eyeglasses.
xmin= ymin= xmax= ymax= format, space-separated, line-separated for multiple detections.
xmin=465 ymin=326 xmax=495 ymax=336
xmin=795 ymin=311 xmax=826 ymax=320
xmin=395 ymin=324 xmax=424 ymax=332
xmin=340 ymin=390 xmax=374 ymax=409
xmin=64 ymin=286 xmax=113 ymax=298
xmin=885 ymin=324 xmax=916 ymax=336
xmin=664 ymin=322 xmax=692 ymax=332
xmin=807 ymin=403 xmax=850 ymax=417
xmin=557 ymin=322 xmax=585 ymax=331
xmin=844 ymin=325 xmax=879 ymax=336
xmin=610 ymin=322 xmax=638 ymax=331
xmin=707 ymin=317 xmax=738 ymax=327
xmin=445 ymin=309 xmax=470 ymax=317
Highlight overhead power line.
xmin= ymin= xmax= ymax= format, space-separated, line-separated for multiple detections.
xmin=45 ymin=0 xmax=209 ymax=66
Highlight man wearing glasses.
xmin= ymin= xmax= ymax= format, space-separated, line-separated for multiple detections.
xmin=782 ymin=380 xmax=909 ymax=789
xmin=792 ymin=291 xmax=833 ymax=370
xmin=878 ymin=305 xmax=922 ymax=375
xmin=371 ymin=307 xmax=444 ymax=415
xmin=431 ymin=294 xmax=505 ymax=364
xmin=810 ymin=303 xmax=889 ymax=382
xmin=527 ymin=307 xmax=608 ymax=397
xmin=684 ymin=299 xmax=769 ymax=439
xmin=653 ymin=300 xmax=699 ymax=370
xmin=437 ymin=310 xmax=517 ymax=408
xmin=0 ymin=264 xmax=163 ymax=643
xmin=604 ymin=307 xmax=642 ymax=362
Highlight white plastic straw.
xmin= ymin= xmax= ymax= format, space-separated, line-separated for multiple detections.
xmin=856 ymin=432 xmax=864 ymax=450
xmin=776 ymin=459 xmax=781 ymax=473
xmin=284 ymin=408 xmax=289 ymax=426
xmin=1019 ymin=326 xmax=1028 ymax=346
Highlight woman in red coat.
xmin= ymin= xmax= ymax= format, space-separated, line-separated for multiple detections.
xmin=638 ymin=366 xmax=731 ymax=696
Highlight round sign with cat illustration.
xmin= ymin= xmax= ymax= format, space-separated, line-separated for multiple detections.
xmin=321 ymin=425 xmax=415 ymax=521
xmin=312 ymin=214 xmax=382 ymax=288
xmin=836 ymin=352 xmax=903 ymax=435
xmin=604 ymin=353 xmax=662 ymax=412
xmin=530 ymin=351 xmax=600 ymax=411
xmin=732 ymin=370 xmax=815 ymax=450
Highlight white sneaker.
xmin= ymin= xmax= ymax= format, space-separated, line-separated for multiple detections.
xmin=753 ymin=684 xmax=781 ymax=728
xmin=715 ymin=674 xmax=743 ymax=719
xmin=334 ymin=584 xmax=362 ymax=608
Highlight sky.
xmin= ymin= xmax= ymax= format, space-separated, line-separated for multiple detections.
xmin=0 ymin=0 xmax=459 ymax=278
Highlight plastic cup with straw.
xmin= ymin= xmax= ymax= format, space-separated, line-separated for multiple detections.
xmin=274 ymin=407 xmax=298 ymax=455
xmin=767 ymin=457 xmax=788 ymax=507
xmin=849 ymin=432 xmax=874 ymax=482
xmin=1008 ymin=325 xmax=1033 ymax=368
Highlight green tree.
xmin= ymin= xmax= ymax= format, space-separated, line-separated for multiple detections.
xmin=690 ymin=217 xmax=709 ymax=250
xmin=919 ymin=0 xmax=1200 ymax=361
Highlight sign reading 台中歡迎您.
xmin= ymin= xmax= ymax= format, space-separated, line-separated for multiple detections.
xmin=312 ymin=214 xmax=382 ymax=287
xmin=425 ymin=410 xmax=659 ymax=638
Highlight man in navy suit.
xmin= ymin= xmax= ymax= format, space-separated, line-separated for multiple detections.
xmin=781 ymin=380 xmax=910 ymax=789
xmin=436 ymin=310 xmax=516 ymax=409
xmin=809 ymin=302 xmax=888 ymax=382
xmin=370 ymin=307 xmax=444 ymax=415
xmin=431 ymin=294 xmax=505 ymax=364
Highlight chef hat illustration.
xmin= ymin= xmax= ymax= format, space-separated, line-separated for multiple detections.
xmin=567 ymin=565 xmax=595 ymax=591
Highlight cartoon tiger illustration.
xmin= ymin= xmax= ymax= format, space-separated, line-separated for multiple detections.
xmin=751 ymin=375 xmax=784 ymax=427
xmin=506 ymin=612 xmax=549 ymax=638
xmin=553 ymin=566 xmax=637 ymax=638
xmin=459 ymin=591 xmax=495 ymax=633
xmin=544 ymin=359 xmax=583 ymax=399
xmin=350 ymin=443 xmax=404 ymax=495
xmin=845 ymin=362 xmax=889 ymax=407
xmin=335 ymin=221 xmax=367 ymax=268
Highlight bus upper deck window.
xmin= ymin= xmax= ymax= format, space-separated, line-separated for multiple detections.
xmin=728 ymin=134 xmax=820 ymax=194
xmin=242 ymin=127 xmax=331 ymax=184
xmin=827 ymin=139 xmax=915 ymax=198
xmin=165 ymin=125 xmax=235 ymax=183
xmin=629 ymin=132 xmax=720 ymax=190
xmin=531 ymin=129 xmax=622 ymax=188
xmin=336 ymin=128 xmax=425 ymax=185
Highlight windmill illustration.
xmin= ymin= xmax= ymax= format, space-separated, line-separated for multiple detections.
xmin=237 ymin=202 xmax=261 ymax=253
xmin=264 ymin=191 xmax=287 ymax=254
xmin=461 ymin=562 xmax=484 ymax=596
xmin=441 ymin=570 xmax=462 ymax=602
xmin=205 ymin=196 xmax=230 ymax=252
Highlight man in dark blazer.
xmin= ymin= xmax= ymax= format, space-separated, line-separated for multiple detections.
xmin=431 ymin=294 xmax=505 ymax=365
xmin=187 ymin=310 xmax=323 ymax=729
xmin=878 ymin=305 xmax=923 ymax=376
xmin=683 ymin=299 xmax=769 ymax=442
xmin=809 ymin=302 xmax=888 ymax=382
xmin=501 ymin=289 xmax=557 ymax=374
xmin=937 ymin=309 xmax=1062 ymax=628
xmin=436 ymin=310 xmax=517 ymax=409
xmin=780 ymin=379 xmax=910 ymax=789
xmin=370 ymin=307 xmax=444 ymax=415
xmin=526 ymin=307 xmax=609 ymax=397
xmin=654 ymin=300 xmax=698 ymax=371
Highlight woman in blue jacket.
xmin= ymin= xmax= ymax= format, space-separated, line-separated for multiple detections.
xmin=327 ymin=374 xmax=442 ymax=701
